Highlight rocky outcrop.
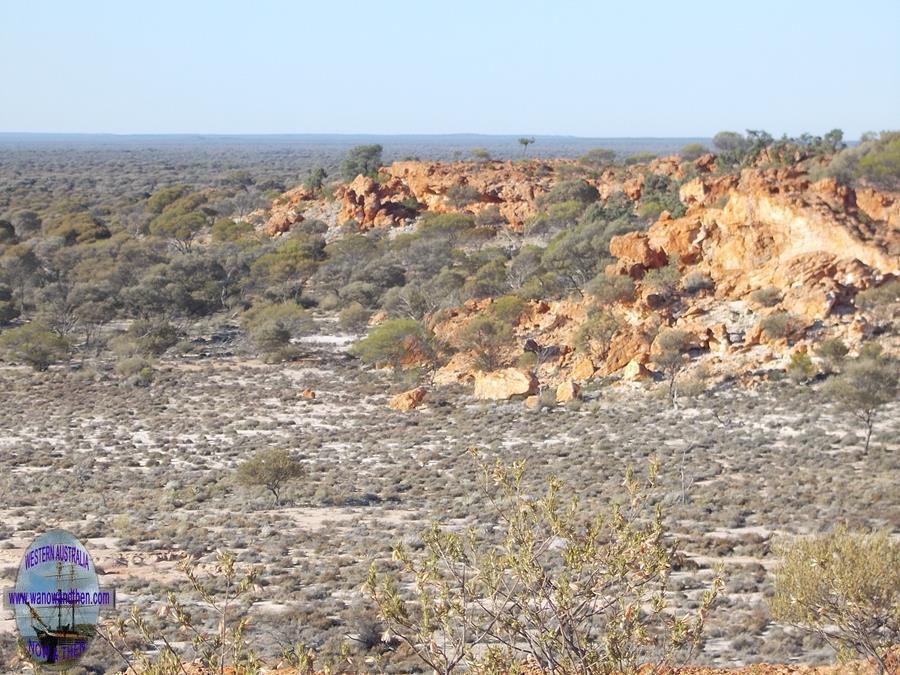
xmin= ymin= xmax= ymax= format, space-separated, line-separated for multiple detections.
xmin=856 ymin=185 xmax=900 ymax=229
xmin=388 ymin=386 xmax=427 ymax=411
xmin=384 ymin=160 xmax=559 ymax=229
xmin=264 ymin=153 xmax=898 ymax=400
xmin=473 ymin=368 xmax=538 ymax=400
xmin=609 ymin=168 xmax=898 ymax=322
xmin=257 ymin=185 xmax=317 ymax=236
xmin=333 ymin=175 xmax=419 ymax=229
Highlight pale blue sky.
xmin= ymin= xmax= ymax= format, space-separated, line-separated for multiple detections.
xmin=1 ymin=0 xmax=897 ymax=138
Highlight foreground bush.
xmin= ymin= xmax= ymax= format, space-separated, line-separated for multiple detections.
xmin=0 ymin=321 xmax=69 ymax=371
xmin=367 ymin=453 xmax=722 ymax=674
xmin=770 ymin=527 xmax=899 ymax=674
xmin=97 ymin=550 xmax=262 ymax=674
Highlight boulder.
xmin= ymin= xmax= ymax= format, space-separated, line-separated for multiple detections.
xmin=473 ymin=368 xmax=538 ymax=400
xmin=555 ymin=380 xmax=580 ymax=403
xmin=570 ymin=356 xmax=596 ymax=382
xmin=523 ymin=395 xmax=541 ymax=410
xmin=620 ymin=360 xmax=652 ymax=381
xmin=601 ymin=330 xmax=652 ymax=375
xmin=389 ymin=386 xmax=427 ymax=412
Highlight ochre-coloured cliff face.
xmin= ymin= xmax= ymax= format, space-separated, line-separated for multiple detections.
xmin=261 ymin=155 xmax=898 ymax=398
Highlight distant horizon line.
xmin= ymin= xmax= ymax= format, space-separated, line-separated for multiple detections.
xmin=0 ymin=131 xmax=715 ymax=140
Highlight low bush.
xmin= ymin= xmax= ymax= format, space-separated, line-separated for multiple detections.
xmin=0 ymin=322 xmax=69 ymax=371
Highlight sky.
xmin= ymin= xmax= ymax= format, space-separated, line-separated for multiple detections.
xmin=1 ymin=0 xmax=898 ymax=138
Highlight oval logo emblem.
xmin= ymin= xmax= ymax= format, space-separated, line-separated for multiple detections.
xmin=11 ymin=529 xmax=104 ymax=669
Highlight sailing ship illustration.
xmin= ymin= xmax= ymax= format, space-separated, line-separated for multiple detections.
xmin=23 ymin=560 xmax=95 ymax=665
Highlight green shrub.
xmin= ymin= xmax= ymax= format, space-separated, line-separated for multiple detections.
xmin=541 ymin=179 xmax=599 ymax=206
xmin=787 ymin=351 xmax=816 ymax=383
xmin=445 ymin=185 xmax=481 ymax=209
xmin=241 ymin=302 xmax=311 ymax=362
xmin=681 ymin=271 xmax=714 ymax=294
xmin=750 ymin=286 xmax=782 ymax=308
xmin=211 ymin=217 xmax=255 ymax=243
xmin=855 ymin=279 xmax=899 ymax=322
xmin=461 ymin=315 xmax=513 ymax=371
xmin=643 ymin=261 xmax=681 ymax=297
xmin=0 ymin=322 xmax=69 ymax=371
xmin=338 ymin=302 xmax=371 ymax=335
xmin=488 ymin=295 xmax=526 ymax=325
xmin=637 ymin=200 xmax=666 ymax=221
xmin=525 ymin=200 xmax=584 ymax=237
xmin=760 ymin=312 xmax=792 ymax=340
xmin=125 ymin=319 xmax=179 ymax=356
xmin=586 ymin=273 xmax=636 ymax=305
xmin=115 ymin=356 xmax=154 ymax=387
xmin=680 ymin=143 xmax=708 ymax=161
xmin=579 ymin=148 xmax=617 ymax=167
xmin=815 ymin=337 xmax=849 ymax=368
xmin=624 ymin=151 xmax=657 ymax=166
xmin=474 ymin=205 xmax=505 ymax=227
xmin=350 ymin=319 xmax=434 ymax=371
xmin=770 ymin=526 xmax=900 ymax=673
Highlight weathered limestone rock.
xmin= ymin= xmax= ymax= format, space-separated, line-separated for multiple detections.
xmin=388 ymin=386 xmax=427 ymax=411
xmin=555 ymin=380 xmax=580 ymax=403
xmin=621 ymin=360 xmax=652 ymax=381
xmin=570 ymin=356 xmax=596 ymax=382
xmin=473 ymin=368 xmax=538 ymax=400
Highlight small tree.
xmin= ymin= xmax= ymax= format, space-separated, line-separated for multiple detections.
xmin=0 ymin=322 xmax=69 ymax=371
xmin=574 ymin=308 xmax=621 ymax=356
xmin=579 ymin=147 xmax=617 ymax=167
xmin=341 ymin=144 xmax=383 ymax=181
xmin=654 ymin=328 xmax=694 ymax=407
xmin=518 ymin=136 xmax=535 ymax=155
xmin=824 ymin=351 xmax=898 ymax=453
xmin=304 ymin=167 xmax=328 ymax=192
xmin=460 ymin=315 xmax=513 ymax=371
xmin=149 ymin=209 xmax=208 ymax=253
xmin=350 ymin=318 xmax=435 ymax=372
xmin=237 ymin=448 xmax=304 ymax=505
xmin=680 ymin=143 xmax=707 ymax=161
xmin=815 ymin=337 xmax=849 ymax=372
xmin=487 ymin=295 xmax=526 ymax=325
xmin=769 ymin=527 xmax=900 ymax=674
